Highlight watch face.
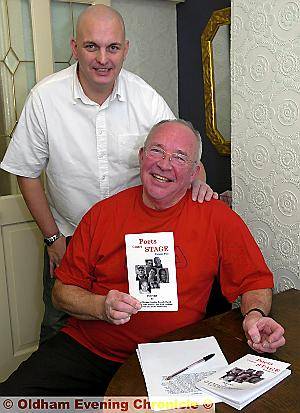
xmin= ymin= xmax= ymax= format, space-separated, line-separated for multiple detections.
xmin=44 ymin=233 xmax=61 ymax=246
xmin=44 ymin=238 xmax=53 ymax=246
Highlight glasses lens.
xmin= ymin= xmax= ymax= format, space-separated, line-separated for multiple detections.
xmin=172 ymin=153 xmax=189 ymax=164
xmin=147 ymin=147 xmax=164 ymax=158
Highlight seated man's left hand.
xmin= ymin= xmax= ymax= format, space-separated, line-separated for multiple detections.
xmin=191 ymin=178 xmax=218 ymax=203
xmin=243 ymin=313 xmax=285 ymax=353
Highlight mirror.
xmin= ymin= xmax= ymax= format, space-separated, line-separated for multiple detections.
xmin=201 ymin=7 xmax=231 ymax=156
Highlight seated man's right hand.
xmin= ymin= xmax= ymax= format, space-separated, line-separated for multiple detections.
xmin=102 ymin=290 xmax=141 ymax=325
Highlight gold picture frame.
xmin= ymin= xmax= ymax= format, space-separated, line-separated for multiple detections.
xmin=201 ymin=7 xmax=231 ymax=156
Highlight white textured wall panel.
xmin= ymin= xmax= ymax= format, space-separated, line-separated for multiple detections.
xmin=231 ymin=0 xmax=300 ymax=292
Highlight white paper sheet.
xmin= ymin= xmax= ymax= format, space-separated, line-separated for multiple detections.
xmin=137 ymin=336 xmax=228 ymax=410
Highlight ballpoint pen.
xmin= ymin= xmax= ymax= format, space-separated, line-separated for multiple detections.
xmin=165 ymin=353 xmax=215 ymax=380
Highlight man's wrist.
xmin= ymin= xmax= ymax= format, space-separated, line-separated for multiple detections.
xmin=44 ymin=231 xmax=63 ymax=246
xmin=243 ymin=308 xmax=266 ymax=318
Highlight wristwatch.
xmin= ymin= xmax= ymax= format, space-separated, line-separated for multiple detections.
xmin=244 ymin=308 xmax=266 ymax=318
xmin=44 ymin=231 xmax=63 ymax=247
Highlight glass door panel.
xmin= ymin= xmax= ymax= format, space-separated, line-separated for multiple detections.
xmin=50 ymin=1 xmax=89 ymax=72
xmin=0 ymin=0 xmax=35 ymax=196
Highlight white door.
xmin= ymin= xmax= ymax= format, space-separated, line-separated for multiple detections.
xmin=0 ymin=0 xmax=108 ymax=382
xmin=0 ymin=196 xmax=44 ymax=381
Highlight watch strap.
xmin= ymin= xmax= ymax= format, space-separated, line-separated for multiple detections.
xmin=44 ymin=231 xmax=62 ymax=246
xmin=244 ymin=308 xmax=266 ymax=318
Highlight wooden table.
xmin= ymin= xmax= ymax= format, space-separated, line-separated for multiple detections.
xmin=106 ymin=289 xmax=300 ymax=412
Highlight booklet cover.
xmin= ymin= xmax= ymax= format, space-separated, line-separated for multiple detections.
xmin=125 ymin=232 xmax=178 ymax=311
xmin=196 ymin=354 xmax=291 ymax=410
xmin=137 ymin=336 xmax=228 ymax=410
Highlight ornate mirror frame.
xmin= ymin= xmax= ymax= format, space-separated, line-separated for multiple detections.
xmin=201 ymin=7 xmax=231 ymax=156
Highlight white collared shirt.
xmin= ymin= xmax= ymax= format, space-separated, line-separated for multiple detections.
xmin=1 ymin=64 xmax=175 ymax=235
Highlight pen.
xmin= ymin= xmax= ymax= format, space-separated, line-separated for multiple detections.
xmin=165 ymin=353 xmax=215 ymax=380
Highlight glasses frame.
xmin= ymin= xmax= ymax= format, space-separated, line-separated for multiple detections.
xmin=144 ymin=145 xmax=196 ymax=167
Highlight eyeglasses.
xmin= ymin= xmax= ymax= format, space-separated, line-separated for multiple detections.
xmin=144 ymin=145 xmax=195 ymax=166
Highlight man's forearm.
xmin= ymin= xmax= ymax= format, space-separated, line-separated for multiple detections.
xmin=17 ymin=176 xmax=59 ymax=237
xmin=241 ymin=288 xmax=285 ymax=353
xmin=241 ymin=289 xmax=272 ymax=317
xmin=52 ymin=279 xmax=105 ymax=320
xmin=53 ymin=279 xmax=141 ymax=325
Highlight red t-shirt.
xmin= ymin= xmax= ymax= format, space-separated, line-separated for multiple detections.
xmin=55 ymin=186 xmax=273 ymax=363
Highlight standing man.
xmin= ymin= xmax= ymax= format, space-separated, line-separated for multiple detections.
xmin=0 ymin=5 xmax=216 ymax=342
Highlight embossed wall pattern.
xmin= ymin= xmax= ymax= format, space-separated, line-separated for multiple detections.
xmin=231 ymin=0 xmax=300 ymax=291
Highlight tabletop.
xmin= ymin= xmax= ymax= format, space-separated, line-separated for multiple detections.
xmin=106 ymin=289 xmax=300 ymax=412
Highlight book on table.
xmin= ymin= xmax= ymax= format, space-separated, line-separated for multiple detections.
xmin=196 ymin=353 xmax=291 ymax=410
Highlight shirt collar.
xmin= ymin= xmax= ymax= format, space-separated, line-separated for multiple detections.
xmin=113 ymin=69 xmax=126 ymax=102
xmin=72 ymin=63 xmax=126 ymax=105
xmin=72 ymin=63 xmax=89 ymax=103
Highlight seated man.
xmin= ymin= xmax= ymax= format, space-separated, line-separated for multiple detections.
xmin=0 ymin=119 xmax=285 ymax=396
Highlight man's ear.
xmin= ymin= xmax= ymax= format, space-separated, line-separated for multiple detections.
xmin=138 ymin=147 xmax=144 ymax=166
xmin=198 ymin=161 xmax=206 ymax=181
xmin=70 ymin=38 xmax=78 ymax=60
xmin=190 ymin=163 xmax=201 ymax=183
xmin=124 ymin=40 xmax=129 ymax=60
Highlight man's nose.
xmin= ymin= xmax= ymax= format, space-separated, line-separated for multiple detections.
xmin=96 ymin=48 xmax=108 ymax=65
xmin=157 ymin=155 xmax=173 ymax=170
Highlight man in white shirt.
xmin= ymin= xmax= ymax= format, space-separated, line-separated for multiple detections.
xmin=0 ymin=4 xmax=217 ymax=342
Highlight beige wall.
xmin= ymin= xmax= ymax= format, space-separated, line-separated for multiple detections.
xmin=231 ymin=0 xmax=300 ymax=291
xmin=112 ymin=0 xmax=178 ymax=116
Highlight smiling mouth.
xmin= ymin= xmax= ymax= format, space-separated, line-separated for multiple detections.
xmin=94 ymin=68 xmax=112 ymax=73
xmin=152 ymin=173 xmax=174 ymax=183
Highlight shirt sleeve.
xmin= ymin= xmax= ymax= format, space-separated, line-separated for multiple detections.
xmin=151 ymin=91 xmax=176 ymax=122
xmin=55 ymin=208 xmax=97 ymax=291
xmin=0 ymin=90 xmax=49 ymax=177
xmin=215 ymin=205 xmax=274 ymax=303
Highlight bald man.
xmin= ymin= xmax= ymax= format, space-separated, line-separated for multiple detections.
xmin=0 ymin=5 xmax=217 ymax=343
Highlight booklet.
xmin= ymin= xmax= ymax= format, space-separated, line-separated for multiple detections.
xmin=196 ymin=354 xmax=291 ymax=410
xmin=137 ymin=336 xmax=228 ymax=410
xmin=125 ymin=232 xmax=178 ymax=311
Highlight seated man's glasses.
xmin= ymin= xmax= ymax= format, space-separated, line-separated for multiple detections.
xmin=144 ymin=145 xmax=195 ymax=166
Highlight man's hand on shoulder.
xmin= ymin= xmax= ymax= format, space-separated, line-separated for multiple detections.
xmin=47 ymin=236 xmax=67 ymax=276
xmin=243 ymin=312 xmax=285 ymax=353
xmin=191 ymin=178 xmax=218 ymax=203
xmin=102 ymin=290 xmax=142 ymax=325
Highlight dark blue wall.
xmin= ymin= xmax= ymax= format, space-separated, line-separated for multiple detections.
xmin=177 ymin=0 xmax=231 ymax=193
